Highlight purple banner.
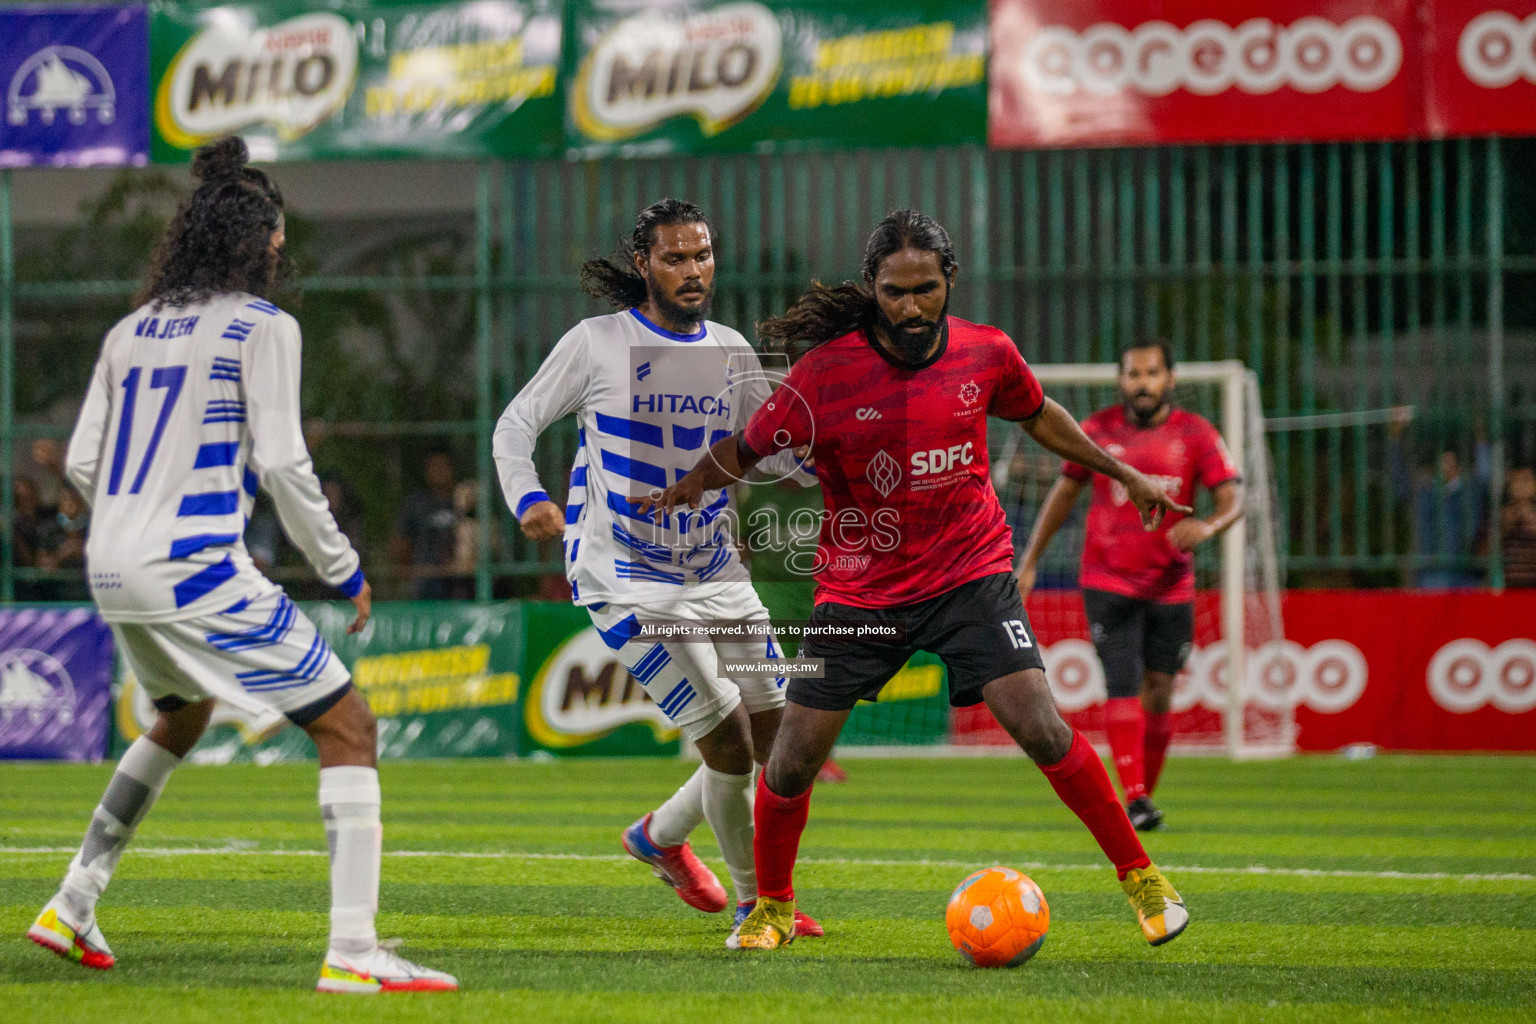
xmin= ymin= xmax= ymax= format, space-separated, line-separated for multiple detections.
xmin=0 ymin=4 xmax=149 ymax=168
xmin=0 ymin=607 xmax=113 ymax=761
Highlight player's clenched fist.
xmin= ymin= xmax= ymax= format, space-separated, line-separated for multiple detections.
xmin=518 ymin=499 xmax=566 ymax=540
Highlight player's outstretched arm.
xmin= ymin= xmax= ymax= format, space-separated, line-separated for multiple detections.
xmin=631 ymin=431 xmax=762 ymax=516
xmin=1018 ymin=475 xmax=1086 ymax=594
xmin=1022 ymin=397 xmax=1192 ymax=530
xmin=1167 ymin=480 xmax=1244 ymax=552
xmin=493 ymin=325 xmax=591 ymax=541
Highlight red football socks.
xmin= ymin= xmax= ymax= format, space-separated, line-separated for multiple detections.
xmin=1038 ymin=730 xmax=1152 ymax=880
xmin=754 ymin=773 xmax=812 ymax=902
xmin=1144 ymin=711 xmax=1174 ymax=796
xmin=1103 ymin=697 xmax=1147 ymax=802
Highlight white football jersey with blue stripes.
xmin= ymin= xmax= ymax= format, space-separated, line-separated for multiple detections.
xmin=65 ymin=292 xmax=363 ymax=623
xmin=494 ymin=308 xmax=811 ymax=607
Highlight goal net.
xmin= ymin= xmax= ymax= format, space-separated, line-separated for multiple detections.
xmin=968 ymin=360 xmax=1291 ymax=760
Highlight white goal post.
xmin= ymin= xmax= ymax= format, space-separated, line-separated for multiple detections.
xmin=1026 ymin=360 xmax=1291 ymax=760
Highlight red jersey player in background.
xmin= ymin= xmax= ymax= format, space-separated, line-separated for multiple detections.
xmin=1019 ymin=341 xmax=1243 ymax=831
xmin=634 ymin=211 xmax=1194 ymax=952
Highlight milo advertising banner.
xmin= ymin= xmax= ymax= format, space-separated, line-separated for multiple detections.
xmin=519 ymin=602 xmax=683 ymax=757
xmin=149 ymin=0 xmax=563 ymax=162
xmin=566 ymin=0 xmax=987 ymax=157
xmin=114 ymin=601 xmax=526 ymax=763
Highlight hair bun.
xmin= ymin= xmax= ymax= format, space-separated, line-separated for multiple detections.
xmin=192 ymin=135 xmax=250 ymax=183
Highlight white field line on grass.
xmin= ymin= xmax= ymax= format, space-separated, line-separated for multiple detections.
xmin=1 ymin=845 xmax=1531 ymax=883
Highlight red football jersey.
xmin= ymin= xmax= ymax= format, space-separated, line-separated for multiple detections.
xmin=743 ymin=317 xmax=1044 ymax=608
xmin=1062 ymin=406 xmax=1239 ymax=604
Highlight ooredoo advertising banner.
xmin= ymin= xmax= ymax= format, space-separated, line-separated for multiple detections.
xmin=0 ymin=4 xmax=150 ymax=168
xmin=566 ymin=0 xmax=987 ymax=157
xmin=149 ymin=0 xmax=563 ymax=162
xmin=956 ymin=590 xmax=1536 ymax=753
xmin=0 ymin=607 xmax=113 ymax=762
xmin=1424 ymin=1 xmax=1536 ymax=136
xmin=989 ymin=0 xmax=1423 ymax=148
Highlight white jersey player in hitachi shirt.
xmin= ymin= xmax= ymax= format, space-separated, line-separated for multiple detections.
xmin=26 ymin=136 xmax=454 ymax=994
xmin=494 ymin=200 xmax=822 ymax=946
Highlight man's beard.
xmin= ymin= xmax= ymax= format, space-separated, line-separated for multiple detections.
xmin=1124 ymin=390 xmax=1170 ymax=425
xmin=650 ymin=277 xmax=713 ymax=329
xmin=877 ymin=292 xmax=950 ymax=364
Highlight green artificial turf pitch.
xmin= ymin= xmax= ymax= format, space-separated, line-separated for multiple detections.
xmin=2 ymin=754 xmax=1533 ymax=1023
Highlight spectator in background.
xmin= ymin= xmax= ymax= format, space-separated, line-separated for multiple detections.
xmin=1498 ymin=467 xmax=1536 ymax=587
xmin=26 ymin=438 xmax=65 ymax=511
xmin=1389 ymin=413 xmax=1490 ymax=588
xmin=247 ymin=475 xmax=367 ymax=598
xmin=34 ymin=484 xmax=90 ymax=601
xmin=322 ymin=475 xmax=366 ymax=555
xmin=11 ymin=477 xmax=45 ymax=600
xmin=392 ymin=448 xmax=460 ymax=599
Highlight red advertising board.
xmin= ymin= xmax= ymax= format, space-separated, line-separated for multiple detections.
xmin=954 ymin=590 xmax=1536 ymax=753
xmin=1424 ymin=1 xmax=1536 ymax=136
xmin=989 ymin=0 xmax=1425 ymax=147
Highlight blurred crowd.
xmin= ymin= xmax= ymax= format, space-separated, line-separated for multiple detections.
xmin=8 ymin=425 xmax=1536 ymax=597
xmin=8 ymin=440 xmax=500 ymax=601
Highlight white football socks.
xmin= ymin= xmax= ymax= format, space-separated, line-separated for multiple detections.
xmin=648 ymin=764 xmax=707 ymax=848
xmin=319 ymin=766 xmax=381 ymax=957
xmin=701 ymin=765 xmax=757 ymax=905
xmin=60 ymin=736 xmax=181 ymax=923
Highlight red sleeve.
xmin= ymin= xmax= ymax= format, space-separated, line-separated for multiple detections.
xmin=1195 ymin=419 xmax=1241 ymax=489
xmin=742 ymin=357 xmax=817 ymax=456
xmin=988 ymin=333 xmax=1046 ymax=422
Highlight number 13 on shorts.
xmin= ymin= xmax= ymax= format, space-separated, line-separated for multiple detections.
xmin=1003 ymin=619 xmax=1033 ymax=649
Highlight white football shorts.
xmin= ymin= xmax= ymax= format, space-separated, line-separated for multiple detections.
xmin=586 ymin=584 xmax=787 ymax=742
xmin=112 ymin=590 xmax=351 ymax=725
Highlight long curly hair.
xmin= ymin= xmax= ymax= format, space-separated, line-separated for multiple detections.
xmin=136 ymin=136 xmax=291 ymax=310
xmin=758 ymin=209 xmax=957 ymax=358
xmin=580 ymin=198 xmax=711 ymax=309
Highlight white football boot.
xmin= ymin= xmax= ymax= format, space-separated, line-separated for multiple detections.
xmin=316 ymin=938 xmax=458 ymax=994
xmin=28 ymin=895 xmax=115 ymax=970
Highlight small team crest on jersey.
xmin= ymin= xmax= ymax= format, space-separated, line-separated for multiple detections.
xmin=959 ymin=380 xmax=981 ymax=406
xmin=1169 ymin=439 xmax=1186 ymax=460
xmin=1106 ymin=443 xmax=1126 ymax=458
xmin=866 ymin=448 xmax=903 ymax=498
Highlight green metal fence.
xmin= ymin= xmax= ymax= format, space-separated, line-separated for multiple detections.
xmin=2 ymin=138 xmax=1531 ymax=599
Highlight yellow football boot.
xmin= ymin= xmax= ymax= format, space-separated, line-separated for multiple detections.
xmin=1121 ymin=866 xmax=1190 ymax=946
xmin=733 ymin=896 xmax=798 ymax=950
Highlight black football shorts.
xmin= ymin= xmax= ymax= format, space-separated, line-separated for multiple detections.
xmin=1081 ymin=588 xmax=1195 ymax=698
xmin=790 ymin=572 xmax=1045 ymax=712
